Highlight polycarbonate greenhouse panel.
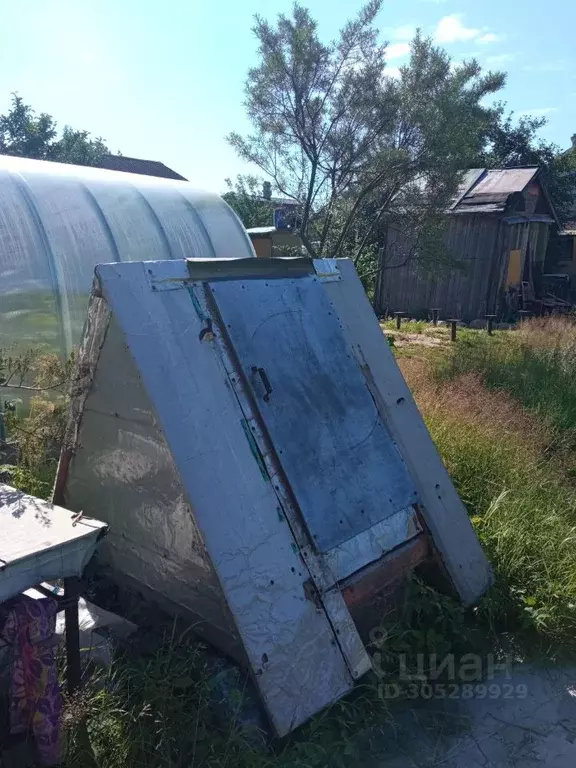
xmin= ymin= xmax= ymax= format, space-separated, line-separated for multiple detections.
xmin=209 ymin=276 xmax=418 ymax=552
xmin=0 ymin=155 xmax=254 ymax=355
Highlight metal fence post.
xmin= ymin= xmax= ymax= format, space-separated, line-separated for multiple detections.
xmin=449 ymin=319 xmax=459 ymax=342
xmin=431 ymin=308 xmax=441 ymax=326
xmin=485 ymin=314 xmax=497 ymax=336
xmin=394 ymin=311 xmax=405 ymax=330
xmin=63 ymin=577 xmax=82 ymax=694
xmin=518 ymin=310 xmax=530 ymax=325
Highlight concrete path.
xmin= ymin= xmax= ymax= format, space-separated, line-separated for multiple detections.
xmin=374 ymin=665 xmax=576 ymax=767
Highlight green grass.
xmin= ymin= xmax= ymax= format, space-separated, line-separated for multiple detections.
xmin=380 ymin=319 xmax=429 ymax=334
xmin=437 ymin=317 xmax=576 ymax=434
xmin=62 ymin=623 xmax=402 ymax=768
xmin=425 ymin=399 xmax=576 ymax=650
xmin=401 ymin=317 xmax=576 ymax=653
xmin=9 ymin=317 xmax=576 ymax=765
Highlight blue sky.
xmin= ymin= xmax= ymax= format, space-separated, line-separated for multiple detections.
xmin=1 ymin=0 xmax=575 ymax=192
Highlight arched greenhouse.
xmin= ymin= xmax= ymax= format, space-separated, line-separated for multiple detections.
xmin=0 ymin=155 xmax=254 ymax=356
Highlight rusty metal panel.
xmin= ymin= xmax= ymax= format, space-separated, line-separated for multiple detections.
xmin=209 ymin=275 xmax=418 ymax=552
xmin=462 ymin=167 xmax=538 ymax=200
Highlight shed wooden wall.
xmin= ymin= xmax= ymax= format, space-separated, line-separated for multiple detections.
xmin=374 ymin=216 xmax=551 ymax=321
xmin=375 ymin=214 xmax=502 ymax=321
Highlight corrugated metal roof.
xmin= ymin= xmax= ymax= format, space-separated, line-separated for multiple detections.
xmin=467 ymin=167 xmax=539 ymax=197
xmin=560 ymin=220 xmax=576 ymax=236
xmin=453 ymin=167 xmax=542 ymax=214
xmin=449 ymin=169 xmax=486 ymax=210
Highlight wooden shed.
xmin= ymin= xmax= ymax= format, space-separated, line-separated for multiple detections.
xmin=246 ymin=226 xmax=303 ymax=258
xmin=374 ymin=167 xmax=560 ymax=321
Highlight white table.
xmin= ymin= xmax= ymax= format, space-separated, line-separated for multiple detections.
xmin=0 ymin=483 xmax=108 ymax=690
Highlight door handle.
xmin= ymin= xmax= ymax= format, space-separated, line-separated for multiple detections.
xmin=251 ymin=366 xmax=272 ymax=402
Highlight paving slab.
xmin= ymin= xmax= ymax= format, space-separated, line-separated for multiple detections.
xmin=373 ymin=664 xmax=576 ymax=767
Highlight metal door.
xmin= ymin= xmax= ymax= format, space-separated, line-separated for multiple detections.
xmin=208 ymin=275 xmax=418 ymax=553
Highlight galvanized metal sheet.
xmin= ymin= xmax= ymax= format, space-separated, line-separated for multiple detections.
xmin=323 ymin=506 xmax=421 ymax=582
xmin=327 ymin=259 xmax=493 ymax=604
xmin=464 ymin=167 xmax=538 ymax=199
xmin=209 ymin=275 xmax=418 ymax=552
xmin=87 ymin=261 xmax=356 ymax=736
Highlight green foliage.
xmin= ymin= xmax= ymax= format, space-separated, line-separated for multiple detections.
xmin=228 ymin=2 xmax=505 ymax=265
xmin=222 ymin=175 xmax=275 ymax=229
xmin=380 ymin=319 xmax=428 ymax=334
xmin=426 ymin=403 xmax=576 ymax=649
xmin=0 ymin=462 xmax=56 ymax=498
xmin=1 ymin=346 xmax=73 ymax=498
xmin=0 ymin=93 xmax=110 ymax=166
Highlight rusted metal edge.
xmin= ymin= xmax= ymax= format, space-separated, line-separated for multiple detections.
xmin=186 ymin=257 xmax=314 ymax=282
xmin=341 ymin=534 xmax=430 ymax=608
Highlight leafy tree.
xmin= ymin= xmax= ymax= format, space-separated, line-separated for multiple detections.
xmin=477 ymin=109 xmax=576 ymax=224
xmin=222 ymin=175 xmax=274 ymax=228
xmin=228 ymin=1 xmax=505 ymax=267
xmin=0 ymin=93 xmax=110 ymax=166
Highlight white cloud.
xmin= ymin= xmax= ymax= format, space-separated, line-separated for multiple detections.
xmin=387 ymin=42 xmax=411 ymax=60
xmin=478 ymin=33 xmax=500 ymax=44
xmin=392 ymin=24 xmax=416 ymax=40
xmin=434 ymin=15 xmax=500 ymax=46
xmin=520 ymin=107 xmax=558 ymax=117
xmin=386 ymin=66 xmax=402 ymax=79
xmin=435 ymin=15 xmax=479 ymax=43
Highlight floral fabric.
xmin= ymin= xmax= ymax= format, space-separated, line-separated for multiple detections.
xmin=2 ymin=595 xmax=62 ymax=766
